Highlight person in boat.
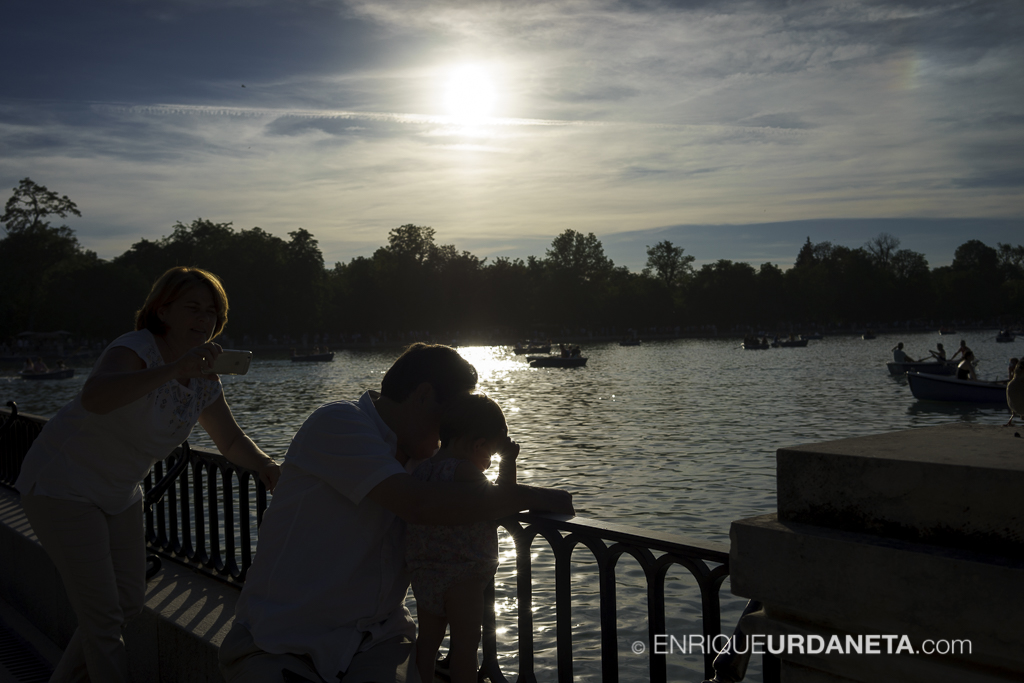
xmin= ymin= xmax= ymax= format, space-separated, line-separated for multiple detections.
xmin=55 ymin=359 xmax=67 ymax=370
xmin=559 ymin=343 xmax=569 ymax=358
xmin=220 ymin=343 xmax=573 ymax=683
xmin=929 ymin=343 xmax=947 ymax=363
xmin=15 ymin=267 xmax=281 ymax=683
xmin=21 ymin=357 xmax=34 ymax=374
xmin=32 ymin=357 xmax=49 ymax=373
xmin=949 ymin=339 xmax=972 ymax=362
xmin=407 ymin=394 xmax=518 ymax=683
xmin=956 ymin=350 xmax=977 ymax=381
xmin=571 ymin=345 xmax=582 ymax=357
xmin=892 ymin=342 xmax=920 ymax=364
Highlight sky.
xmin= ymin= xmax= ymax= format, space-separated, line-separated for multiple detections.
xmin=2 ymin=0 xmax=1022 ymax=272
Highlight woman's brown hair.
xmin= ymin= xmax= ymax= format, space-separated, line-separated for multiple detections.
xmin=134 ymin=267 xmax=229 ymax=338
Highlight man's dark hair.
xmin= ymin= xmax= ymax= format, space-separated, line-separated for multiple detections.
xmin=440 ymin=393 xmax=507 ymax=447
xmin=380 ymin=343 xmax=478 ymax=404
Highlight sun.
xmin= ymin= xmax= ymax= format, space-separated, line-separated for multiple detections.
xmin=444 ymin=65 xmax=496 ymax=121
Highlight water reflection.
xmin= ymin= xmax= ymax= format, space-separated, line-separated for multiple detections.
xmin=906 ymin=400 xmax=1006 ymax=421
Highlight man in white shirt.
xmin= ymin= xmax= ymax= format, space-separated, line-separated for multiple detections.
xmin=220 ymin=343 xmax=574 ymax=683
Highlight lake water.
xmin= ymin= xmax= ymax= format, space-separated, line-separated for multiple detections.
xmin=2 ymin=331 xmax=1016 ymax=681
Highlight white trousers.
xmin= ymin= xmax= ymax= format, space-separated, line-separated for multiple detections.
xmin=21 ymin=493 xmax=145 ymax=683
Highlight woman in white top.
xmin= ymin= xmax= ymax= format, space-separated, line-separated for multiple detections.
xmin=15 ymin=266 xmax=280 ymax=683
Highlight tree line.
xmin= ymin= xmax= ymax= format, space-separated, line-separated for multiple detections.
xmin=2 ymin=178 xmax=1022 ymax=344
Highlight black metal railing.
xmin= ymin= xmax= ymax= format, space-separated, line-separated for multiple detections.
xmin=143 ymin=443 xmax=268 ymax=584
xmin=482 ymin=513 xmax=731 ymax=683
xmin=1 ymin=402 xmax=773 ymax=682
xmin=0 ymin=403 xmax=269 ymax=585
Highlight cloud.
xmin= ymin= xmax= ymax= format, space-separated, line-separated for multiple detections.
xmin=1 ymin=0 xmax=1021 ymax=269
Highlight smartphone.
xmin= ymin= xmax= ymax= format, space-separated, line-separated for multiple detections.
xmin=211 ymin=350 xmax=253 ymax=375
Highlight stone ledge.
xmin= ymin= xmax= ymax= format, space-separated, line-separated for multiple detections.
xmin=730 ymin=513 xmax=1024 ymax=675
xmin=0 ymin=486 xmax=239 ymax=683
xmin=777 ymin=423 xmax=1024 ymax=554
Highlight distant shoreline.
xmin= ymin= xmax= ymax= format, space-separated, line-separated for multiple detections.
xmin=2 ymin=323 xmax=1015 ymax=366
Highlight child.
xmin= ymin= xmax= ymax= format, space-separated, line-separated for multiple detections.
xmin=406 ymin=393 xmax=519 ymax=683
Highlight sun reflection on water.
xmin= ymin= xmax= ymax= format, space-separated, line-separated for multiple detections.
xmin=456 ymin=344 xmax=519 ymax=383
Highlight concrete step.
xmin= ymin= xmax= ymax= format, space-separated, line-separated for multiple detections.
xmin=776 ymin=423 xmax=1024 ymax=554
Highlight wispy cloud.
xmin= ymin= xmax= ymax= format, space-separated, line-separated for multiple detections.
xmin=112 ymin=103 xmax=592 ymax=128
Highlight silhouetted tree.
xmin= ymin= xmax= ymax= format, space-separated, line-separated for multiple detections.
xmin=545 ymin=230 xmax=613 ymax=284
xmin=0 ymin=179 xmax=96 ymax=335
xmin=1 ymin=178 xmax=81 ymax=234
xmin=996 ymin=243 xmax=1024 ymax=317
xmin=755 ymin=262 xmax=787 ymax=325
xmin=933 ymin=239 xmax=1002 ymax=319
xmin=4 ymin=178 xmax=1022 ymax=341
xmin=997 ymin=243 xmax=1024 ymax=278
xmin=478 ymin=257 xmax=536 ymax=333
xmin=864 ymin=233 xmax=901 ymax=271
xmin=643 ymin=240 xmax=694 ymax=290
xmin=688 ymin=260 xmax=758 ymax=327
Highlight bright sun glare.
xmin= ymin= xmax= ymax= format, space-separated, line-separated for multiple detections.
xmin=444 ymin=65 xmax=496 ymax=121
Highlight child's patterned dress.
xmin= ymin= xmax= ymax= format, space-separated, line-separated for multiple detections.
xmin=406 ymin=455 xmax=499 ymax=616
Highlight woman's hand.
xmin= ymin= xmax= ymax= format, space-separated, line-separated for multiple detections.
xmin=174 ymin=342 xmax=223 ymax=379
xmin=258 ymin=459 xmax=282 ymax=494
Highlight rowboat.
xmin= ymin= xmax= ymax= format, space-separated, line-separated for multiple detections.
xmin=291 ymin=352 xmax=334 ymax=362
xmin=996 ymin=330 xmax=1016 ymax=343
xmin=528 ymin=356 xmax=587 ymax=368
xmin=906 ymin=372 xmax=1006 ymax=403
xmin=20 ymin=368 xmax=75 ymax=380
xmin=886 ymin=361 xmax=956 ymax=376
